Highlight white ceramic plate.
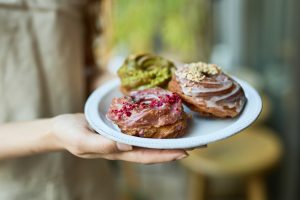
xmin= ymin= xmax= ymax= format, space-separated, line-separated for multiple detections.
xmin=85 ymin=78 xmax=262 ymax=149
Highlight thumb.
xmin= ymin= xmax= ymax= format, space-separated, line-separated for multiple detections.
xmin=82 ymin=130 xmax=133 ymax=154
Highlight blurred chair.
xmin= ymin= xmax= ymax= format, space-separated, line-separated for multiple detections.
xmin=181 ymin=96 xmax=282 ymax=200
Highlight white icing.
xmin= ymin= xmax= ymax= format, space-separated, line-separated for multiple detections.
xmin=182 ymin=80 xmax=233 ymax=96
xmin=177 ymin=73 xmax=243 ymax=112
xmin=210 ymin=82 xmax=240 ymax=102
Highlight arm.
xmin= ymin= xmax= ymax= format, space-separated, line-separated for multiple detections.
xmin=0 ymin=114 xmax=188 ymax=163
xmin=0 ymin=119 xmax=59 ymax=159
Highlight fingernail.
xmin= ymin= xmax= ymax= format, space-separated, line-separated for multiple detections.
xmin=117 ymin=143 xmax=133 ymax=151
xmin=176 ymin=153 xmax=188 ymax=160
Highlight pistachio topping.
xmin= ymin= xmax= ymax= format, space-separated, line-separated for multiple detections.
xmin=118 ymin=53 xmax=175 ymax=90
xmin=175 ymin=62 xmax=221 ymax=82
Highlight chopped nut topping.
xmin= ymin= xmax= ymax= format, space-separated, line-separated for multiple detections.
xmin=175 ymin=62 xmax=221 ymax=82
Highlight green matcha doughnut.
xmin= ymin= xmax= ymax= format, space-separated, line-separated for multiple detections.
xmin=118 ymin=53 xmax=175 ymax=91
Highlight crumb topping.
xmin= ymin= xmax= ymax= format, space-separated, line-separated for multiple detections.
xmin=175 ymin=62 xmax=221 ymax=82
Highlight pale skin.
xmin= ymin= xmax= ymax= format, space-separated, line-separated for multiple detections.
xmin=0 ymin=113 xmax=188 ymax=164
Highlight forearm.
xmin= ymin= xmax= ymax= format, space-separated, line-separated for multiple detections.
xmin=0 ymin=114 xmax=188 ymax=164
xmin=0 ymin=119 xmax=62 ymax=160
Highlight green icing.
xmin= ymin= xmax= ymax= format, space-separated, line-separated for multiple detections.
xmin=118 ymin=53 xmax=174 ymax=90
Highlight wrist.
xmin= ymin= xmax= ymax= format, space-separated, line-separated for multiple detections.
xmin=46 ymin=117 xmax=65 ymax=152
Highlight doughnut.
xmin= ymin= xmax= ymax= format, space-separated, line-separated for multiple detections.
xmin=106 ymin=88 xmax=187 ymax=138
xmin=117 ymin=53 xmax=175 ymax=95
xmin=168 ymin=62 xmax=246 ymax=118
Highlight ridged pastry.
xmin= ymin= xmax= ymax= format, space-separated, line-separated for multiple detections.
xmin=118 ymin=53 xmax=175 ymax=95
xmin=106 ymin=88 xmax=187 ymax=138
xmin=168 ymin=62 xmax=246 ymax=118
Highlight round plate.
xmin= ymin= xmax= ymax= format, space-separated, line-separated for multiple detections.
xmin=84 ymin=78 xmax=262 ymax=149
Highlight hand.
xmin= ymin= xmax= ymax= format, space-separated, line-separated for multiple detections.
xmin=51 ymin=114 xmax=188 ymax=164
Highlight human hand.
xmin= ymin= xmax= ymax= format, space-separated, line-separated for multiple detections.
xmin=51 ymin=114 xmax=188 ymax=164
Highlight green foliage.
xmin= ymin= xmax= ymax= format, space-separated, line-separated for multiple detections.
xmin=112 ymin=0 xmax=208 ymax=60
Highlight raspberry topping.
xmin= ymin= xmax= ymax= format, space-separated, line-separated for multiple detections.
xmin=108 ymin=89 xmax=181 ymax=120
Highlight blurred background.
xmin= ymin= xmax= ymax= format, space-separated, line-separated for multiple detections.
xmin=1 ymin=0 xmax=298 ymax=199
xmin=91 ymin=0 xmax=299 ymax=199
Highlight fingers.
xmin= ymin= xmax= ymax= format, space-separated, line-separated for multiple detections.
xmin=75 ymin=129 xmax=189 ymax=163
xmin=77 ymin=127 xmax=189 ymax=163
xmin=116 ymin=142 xmax=133 ymax=151
xmin=71 ymin=115 xmax=189 ymax=163
xmin=77 ymin=128 xmax=132 ymax=155
xmin=185 ymin=144 xmax=207 ymax=151
xmin=107 ymin=148 xmax=188 ymax=164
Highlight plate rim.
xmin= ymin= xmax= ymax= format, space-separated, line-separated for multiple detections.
xmin=84 ymin=78 xmax=262 ymax=149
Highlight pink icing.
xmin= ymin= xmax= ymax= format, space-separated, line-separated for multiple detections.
xmin=106 ymin=88 xmax=183 ymax=128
